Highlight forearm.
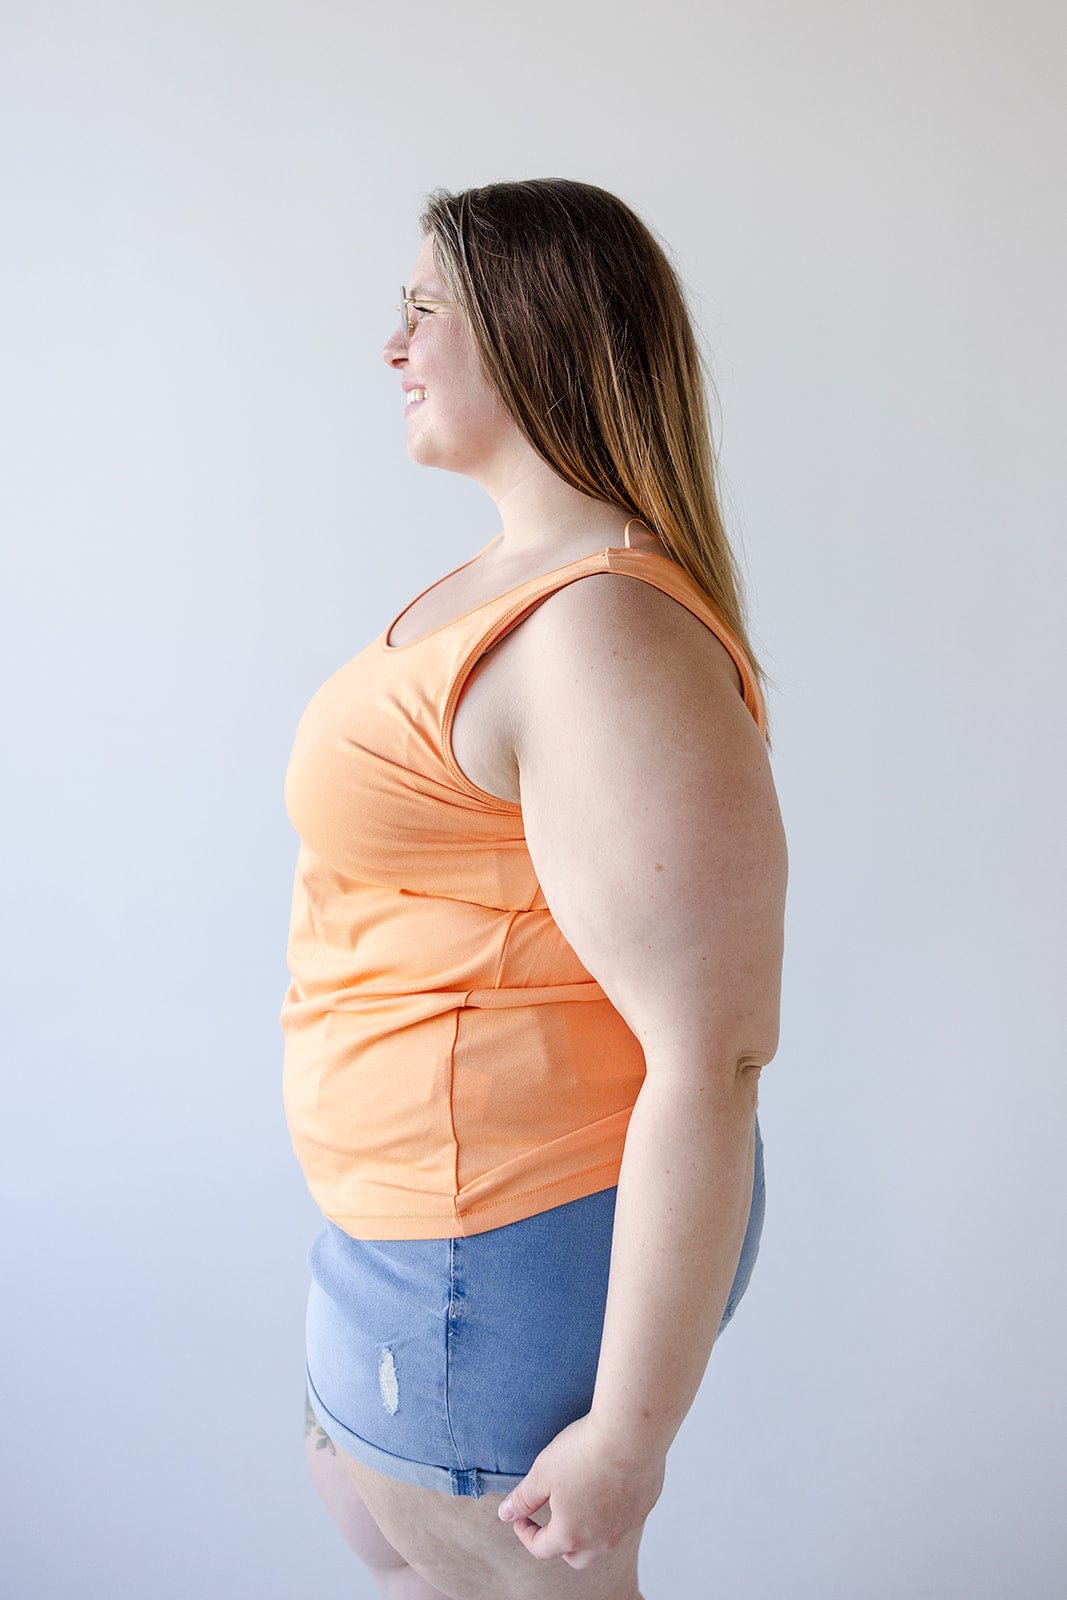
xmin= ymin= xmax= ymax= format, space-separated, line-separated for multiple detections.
xmin=589 ymin=1066 xmax=760 ymax=1459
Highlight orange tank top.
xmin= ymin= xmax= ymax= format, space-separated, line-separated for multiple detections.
xmin=280 ymin=528 xmax=767 ymax=1239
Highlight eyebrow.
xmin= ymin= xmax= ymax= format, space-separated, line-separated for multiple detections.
xmin=407 ymin=283 xmax=442 ymax=298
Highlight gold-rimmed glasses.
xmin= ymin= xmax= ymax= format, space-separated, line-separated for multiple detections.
xmin=395 ymin=287 xmax=455 ymax=347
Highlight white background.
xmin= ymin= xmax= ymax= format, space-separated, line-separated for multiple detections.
xmin=2 ymin=3 xmax=1064 ymax=1596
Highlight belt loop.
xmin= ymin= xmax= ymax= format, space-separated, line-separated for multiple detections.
xmin=449 ymin=1467 xmax=482 ymax=1498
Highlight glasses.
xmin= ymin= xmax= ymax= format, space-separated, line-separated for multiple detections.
xmin=395 ymin=286 xmax=455 ymax=348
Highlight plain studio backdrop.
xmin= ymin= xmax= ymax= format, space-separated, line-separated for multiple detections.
xmin=2 ymin=4 xmax=1064 ymax=1598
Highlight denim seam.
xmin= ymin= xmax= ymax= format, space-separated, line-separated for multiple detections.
xmin=443 ymin=1235 xmax=466 ymax=1476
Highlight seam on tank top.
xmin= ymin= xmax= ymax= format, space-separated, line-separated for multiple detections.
xmin=491 ymin=909 xmax=524 ymax=989
xmin=446 ymin=1008 xmax=463 ymax=1208
xmin=316 ymin=1174 xmax=624 ymax=1235
xmin=459 ymin=1159 xmax=621 ymax=1215
xmin=326 ymin=1162 xmax=623 ymax=1223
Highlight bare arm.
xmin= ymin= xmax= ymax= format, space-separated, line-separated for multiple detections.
xmin=498 ymin=571 xmax=787 ymax=1550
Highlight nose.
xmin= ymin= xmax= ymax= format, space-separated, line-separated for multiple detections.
xmin=382 ymin=327 xmax=407 ymax=368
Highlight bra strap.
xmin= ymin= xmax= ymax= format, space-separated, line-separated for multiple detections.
xmin=623 ymin=516 xmax=655 ymax=549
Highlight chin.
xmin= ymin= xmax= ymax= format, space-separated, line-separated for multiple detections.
xmin=407 ymin=437 xmax=469 ymax=475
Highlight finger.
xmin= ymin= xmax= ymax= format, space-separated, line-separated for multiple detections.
xmin=499 ymin=1484 xmax=550 ymax=1520
xmin=515 ymin=1519 xmax=571 ymax=1562
xmin=507 ymin=1515 xmax=540 ymax=1547
xmin=508 ymin=1510 xmax=550 ymax=1536
xmin=502 ymin=1504 xmax=551 ymax=1544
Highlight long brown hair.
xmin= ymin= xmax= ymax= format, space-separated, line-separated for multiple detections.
xmin=419 ymin=178 xmax=774 ymax=740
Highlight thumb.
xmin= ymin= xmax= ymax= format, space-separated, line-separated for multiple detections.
xmin=498 ymin=1476 xmax=550 ymax=1523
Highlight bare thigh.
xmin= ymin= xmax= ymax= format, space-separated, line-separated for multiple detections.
xmin=302 ymin=1398 xmax=406 ymax=1565
xmin=336 ymin=1448 xmax=646 ymax=1600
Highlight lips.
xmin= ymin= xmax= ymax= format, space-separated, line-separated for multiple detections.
xmin=403 ymin=380 xmax=427 ymax=416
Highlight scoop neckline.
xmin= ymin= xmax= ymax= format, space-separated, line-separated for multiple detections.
xmin=379 ymin=535 xmax=679 ymax=652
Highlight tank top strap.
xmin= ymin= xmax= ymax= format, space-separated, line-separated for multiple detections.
xmin=454 ymin=545 xmax=767 ymax=741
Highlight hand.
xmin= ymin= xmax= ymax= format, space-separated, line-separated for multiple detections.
xmin=496 ymin=1413 xmax=666 ymax=1570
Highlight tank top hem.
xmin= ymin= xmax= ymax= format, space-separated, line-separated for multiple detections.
xmin=317 ymin=1158 xmax=626 ymax=1241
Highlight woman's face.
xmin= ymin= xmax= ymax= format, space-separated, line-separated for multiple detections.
xmin=381 ymin=234 xmax=518 ymax=483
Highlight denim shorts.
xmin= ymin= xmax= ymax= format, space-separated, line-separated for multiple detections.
xmin=304 ymin=1114 xmax=765 ymax=1499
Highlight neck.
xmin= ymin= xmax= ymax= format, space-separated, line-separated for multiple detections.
xmin=483 ymin=474 xmax=633 ymax=565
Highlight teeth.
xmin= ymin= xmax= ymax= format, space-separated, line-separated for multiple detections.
xmin=407 ymin=388 xmax=427 ymax=403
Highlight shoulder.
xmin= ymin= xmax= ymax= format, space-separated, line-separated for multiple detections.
xmin=508 ymin=563 xmax=748 ymax=732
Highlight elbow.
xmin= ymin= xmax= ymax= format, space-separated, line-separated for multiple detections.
xmin=733 ymin=1030 xmax=779 ymax=1099
xmin=734 ymin=1057 xmax=766 ymax=1106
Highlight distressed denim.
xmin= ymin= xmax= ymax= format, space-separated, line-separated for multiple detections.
xmin=304 ymin=1114 xmax=765 ymax=1497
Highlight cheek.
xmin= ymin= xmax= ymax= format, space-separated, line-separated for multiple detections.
xmin=443 ymin=383 xmax=504 ymax=434
xmin=473 ymin=380 xmax=513 ymax=431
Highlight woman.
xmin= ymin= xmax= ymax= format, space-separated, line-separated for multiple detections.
xmin=281 ymin=178 xmax=788 ymax=1600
